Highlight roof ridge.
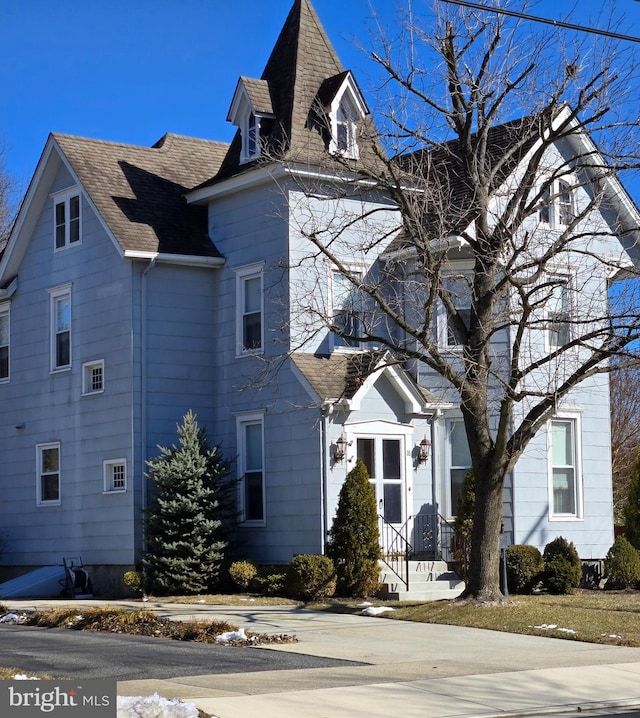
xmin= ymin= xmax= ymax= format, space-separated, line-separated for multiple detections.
xmin=52 ymin=132 xmax=228 ymax=153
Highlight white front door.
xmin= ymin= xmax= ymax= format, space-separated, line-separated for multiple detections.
xmin=356 ymin=436 xmax=404 ymax=530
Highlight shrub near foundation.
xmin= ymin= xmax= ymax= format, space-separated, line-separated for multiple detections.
xmin=542 ymin=537 xmax=581 ymax=594
xmin=285 ymin=555 xmax=336 ymax=601
xmin=505 ymin=545 xmax=543 ymax=594
xmin=604 ymin=536 xmax=640 ymax=589
xmin=229 ymin=561 xmax=257 ymax=590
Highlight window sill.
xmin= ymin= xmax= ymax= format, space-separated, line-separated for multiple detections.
xmin=82 ymin=389 xmax=105 ymax=397
xmin=548 ymin=515 xmax=583 ymax=522
xmin=37 ymin=501 xmax=61 ymax=507
xmin=103 ymin=489 xmax=126 ymax=495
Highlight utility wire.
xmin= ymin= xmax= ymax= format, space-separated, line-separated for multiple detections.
xmin=440 ymin=0 xmax=640 ymax=43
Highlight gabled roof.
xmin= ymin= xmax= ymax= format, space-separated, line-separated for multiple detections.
xmin=54 ymin=133 xmax=228 ymax=256
xmin=291 ymin=351 xmax=445 ymax=413
xmin=202 ymin=0 xmax=385 ymax=188
xmin=386 ymin=115 xmax=542 ymax=254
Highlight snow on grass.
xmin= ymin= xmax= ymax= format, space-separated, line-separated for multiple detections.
xmin=361 ymin=606 xmax=395 ymax=616
xmin=530 ymin=623 xmax=576 ymax=634
xmin=117 ymin=694 xmax=203 ymax=718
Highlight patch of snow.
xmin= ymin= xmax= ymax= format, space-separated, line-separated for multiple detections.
xmin=361 ymin=606 xmax=395 ymax=616
xmin=358 ymin=601 xmax=373 ymax=607
xmin=531 ymin=623 xmax=575 ymax=634
xmin=603 ymin=633 xmax=622 ymax=639
xmin=215 ymin=627 xmax=247 ymax=643
xmin=117 ymin=694 xmax=201 ymax=718
xmin=0 ymin=613 xmax=19 ymax=623
xmin=13 ymin=674 xmax=39 ymax=680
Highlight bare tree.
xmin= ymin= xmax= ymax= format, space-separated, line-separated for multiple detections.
xmin=286 ymin=2 xmax=640 ymax=600
xmin=611 ymin=362 xmax=640 ymax=522
xmin=0 ymin=142 xmax=17 ymax=252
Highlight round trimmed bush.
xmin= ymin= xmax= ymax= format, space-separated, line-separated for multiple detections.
xmin=123 ymin=571 xmax=143 ymax=596
xmin=542 ymin=536 xmax=581 ymax=594
xmin=228 ymin=560 xmax=257 ymax=590
xmin=505 ymin=545 xmax=543 ymax=594
xmin=604 ymin=536 xmax=640 ymax=589
xmin=285 ymin=554 xmax=337 ymax=601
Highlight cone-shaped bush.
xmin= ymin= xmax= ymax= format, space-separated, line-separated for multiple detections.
xmin=142 ymin=411 xmax=233 ymax=596
xmin=326 ymin=458 xmax=382 ymax=597
xmin=623 ymin=456 xmax=640 ymax=551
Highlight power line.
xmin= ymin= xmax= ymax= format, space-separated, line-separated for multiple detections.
xmin=439 ymin=0 xmax=640 ymax=43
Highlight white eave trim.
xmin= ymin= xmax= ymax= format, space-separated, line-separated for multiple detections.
xmin=123 ymin=251 xmax=225 ymax=268
xmin=0 ymin=276 xmax=18 ymax=298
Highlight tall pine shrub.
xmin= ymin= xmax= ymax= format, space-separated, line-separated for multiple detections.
xmin=326 ymin=458 xmax=381 ymax=597
xmin=624 ymin=455 xmax=640 ymax=551
xmin=142 ymin=411 xmax=232 ymax=595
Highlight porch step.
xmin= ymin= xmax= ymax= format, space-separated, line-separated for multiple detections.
xmin=378 ymin=560 xmax=465 ymax=601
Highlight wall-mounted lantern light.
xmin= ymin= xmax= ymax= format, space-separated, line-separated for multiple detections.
xmin=417 ymin=436 xmax=431 ymax=464
xmin=334 ymin=433 xmax=349 ymax=463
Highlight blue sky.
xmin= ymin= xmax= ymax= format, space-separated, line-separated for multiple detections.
xmin=1 ymin=0 xmax=639 ymax=200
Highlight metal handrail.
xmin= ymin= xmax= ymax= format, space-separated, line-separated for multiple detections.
xmin=378 ymin=515 xmax=412 ymax=591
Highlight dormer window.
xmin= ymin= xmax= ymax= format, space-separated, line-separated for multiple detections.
xmin=227 ymin=77 xmax=275 ymax=166
xmin=317 ymin=71 xmax=368 ymax=161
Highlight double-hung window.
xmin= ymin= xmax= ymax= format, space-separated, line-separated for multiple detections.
xmin=237 ymin=413 xmax=265 ymax=523
xmin=0 ymin=304 xmax=9 ymax=381
xmin=332 ymin=270 xmax=362 ymax=349
xmin=546 ymin=276 xmax=571 ymax=350
xmin=236 ymin=264 xmax=263 ymax=355
xmin=549 ymin=417 xmax=582 ymax=518
xmin=50 ymin=285 xmax=72 ymax=371
xmin=538 ymin=181 xmax=574 ymax=227
xmin=54 ymin=191 xmax=81 ymax=249
xmin=448 ymin=420 xmax=471 ymax=517
xmin=37 ymin=442 xmax=61 ymax=505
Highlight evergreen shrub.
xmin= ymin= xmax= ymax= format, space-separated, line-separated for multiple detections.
xmin=541 ymin=536 xmax=581 ymax=594
xmin=505 ymin=545 xmax=543 ymax=594
xmin=326 ymin=458 xmax=382 ymax=597
xmin=228 ymin=561 xmax=257 ymax=590
xmin=604 ymin=536 xmax=640 ymax=589
xmin=624 ymin=456 xmax=640 ymax=551
xmin=142 ymin=411 xmax=233 ymax=596
xmin=285 ymin=554 xmax=337 ymax=601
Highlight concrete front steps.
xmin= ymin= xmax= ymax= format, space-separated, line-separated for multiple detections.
xmin=379 ymin=559 xmax=465 ymax=601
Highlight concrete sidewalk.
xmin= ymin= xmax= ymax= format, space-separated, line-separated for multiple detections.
xmin=7 ymin=600 xmax=640 ymax=718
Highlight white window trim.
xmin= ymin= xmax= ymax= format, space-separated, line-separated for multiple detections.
xmin=51 ymin=187 xmax=82 ymax=251
xmin=103 ymin=458 xmax=127 ymax=493
xmin=444 ymin=418 xmax=472 ymax=520
xmin=49 ymin=284 xmax=72 ymax=372
xmin=538 ymin=179 xmax=575 ymax=229
xmin=543 ymin=271 xmax=574 ymax=353
xmin=547 ymin=412 xmax=583 ymax=521
xmin=329 ymin=86 xmax=361 ymax=160
xmin=82 ymin=359 xmax=105 ymax=395
xmin=0 ymin=303 xmax=9 ymax=383
xmin=36 ymin=442 xmax=61 ymax=506
xmin=235 ymin=263 xmax=264 ymax=357
xmin=437 ymin=265 xmax=474 ymax=351
xmin=330 ymin=266 xmax=364 ymax=351
xmin=236 ymin=410 xmax=266 ymax=526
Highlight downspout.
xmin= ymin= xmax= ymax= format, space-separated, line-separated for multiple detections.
xmin=319 ymin=402 xmax=332 ymax=554
xmin=140 ymin=258 xmax=156 ymax=558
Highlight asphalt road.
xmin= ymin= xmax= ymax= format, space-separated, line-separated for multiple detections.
xmin=0 ymin=625 xmax=365 ymax=681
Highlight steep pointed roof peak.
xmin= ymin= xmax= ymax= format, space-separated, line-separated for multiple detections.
xmin=209 ymin=0 xmax=385 ymax=185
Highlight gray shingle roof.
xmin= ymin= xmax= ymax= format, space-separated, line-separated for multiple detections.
xmin=292 ymin=351 xmax=444 ymax=405
xmin=239 ymin=77 xmax=275 ymax=116
xmin=204 ymin=0 xmax=387 ymax=186
xmin=386 ymin=115 xmax=543 ymax=253
xmin=54 ymin=132 xmax=229 ymax=256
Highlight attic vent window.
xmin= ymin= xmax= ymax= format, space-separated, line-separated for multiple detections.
xmin=335 ymin=99 xmax=357 ymax=157
xmin=322 ymin=72 xmax=368 ymax=161
xmin=227 ymin=77 xmax=275 ymax=166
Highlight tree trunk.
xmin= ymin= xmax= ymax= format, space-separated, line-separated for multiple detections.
xmin=461 ymin=463 xmax=505 ymax=601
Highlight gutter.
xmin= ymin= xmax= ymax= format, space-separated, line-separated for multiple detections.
xmin=124 ymin=251 xmax=225 ymax=269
